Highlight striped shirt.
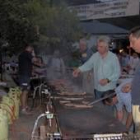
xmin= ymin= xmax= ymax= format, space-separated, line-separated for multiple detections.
xmin=115 ymin=78 xmax=132 ymax=112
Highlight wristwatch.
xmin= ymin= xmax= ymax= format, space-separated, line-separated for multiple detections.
xmin=106 ymin=78 xmax=110 ymax=83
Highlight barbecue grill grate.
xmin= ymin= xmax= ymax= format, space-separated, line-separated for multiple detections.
xmin=31 ymin=134 xmax=140 ymax=140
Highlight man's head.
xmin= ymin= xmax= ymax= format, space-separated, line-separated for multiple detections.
xmin=97 ymin=36 xmax=110 ymax=55
xmin=102 ymin=90 xmax=117 ymax=106
xmin=25 ymin=45 xmax=34 ymax=53
xmin=129 ymin=26 xmax=140 ymax=53
xmin=79 ymin=39 xmax=87 ymax=52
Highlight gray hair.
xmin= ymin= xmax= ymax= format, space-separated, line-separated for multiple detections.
xmin=97 ymin=36 xmax=111 ymax=47
xmin=129 ymin=26 xmax=140 ymax=38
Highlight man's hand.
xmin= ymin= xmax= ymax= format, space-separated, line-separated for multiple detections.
xmin=72 ymin=69 xmax=81 ymax=77
xmin=99 ymin=79 xmax=109 ymax=86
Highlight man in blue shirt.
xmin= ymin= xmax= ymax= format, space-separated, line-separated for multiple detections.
xmin=18 ymin=45 xmax=38 ymax=115
xmin=129 ymin=26 xmax=140 ymax=134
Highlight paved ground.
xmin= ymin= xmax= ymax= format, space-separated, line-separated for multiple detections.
xmin=9 ymin=107 xmax=45 ymax=140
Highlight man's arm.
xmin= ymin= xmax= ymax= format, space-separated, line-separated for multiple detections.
xmin=32 ymin=57 xmax=46 ymax=67
xmin=79 ymin=54 xmax=95 ymax=72
xmin=32 ymin=57 xmax=38 ymax=63
xmin=73 ymin=54 xmax=95 ymax=77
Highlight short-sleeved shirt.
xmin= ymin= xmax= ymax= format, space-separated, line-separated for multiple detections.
xmin=18 ymin=51 xmax=33 ymax=77
xmin=115 ymin=79 xmax=132 ymax=113
xmin=131 ymin=62 xmax=140 ymax=105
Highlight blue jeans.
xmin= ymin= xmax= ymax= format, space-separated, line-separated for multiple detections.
xmin=94 ymin=89 xmax=115 ymax=112
xmin=94 ymin=89 xmax=104 ymax=99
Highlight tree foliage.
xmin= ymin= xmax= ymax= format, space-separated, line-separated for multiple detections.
xmin=0 ymin=0 xmax=38 ymax=52
xmin=0 ymin=0 xmax=81 ymax=53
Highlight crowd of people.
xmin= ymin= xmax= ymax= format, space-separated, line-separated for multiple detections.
xmin=73 ymin=26 xmax=140 ymax=134
xmin=119 ymin=51 xmax=140 ymax=75
xmin=17 ymin=45 xmax=66 ymax=115
xmin=1 ymin=26 xmax=140 ymax=135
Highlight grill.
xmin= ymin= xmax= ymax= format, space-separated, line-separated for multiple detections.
xmin=52 ymin=97 xmax=126 ymax=136
xmin=93 ymin=134 xmax=140 ymax=140
xmin=33 ymin=82 xmax=140 ymax=140
xmin=32 ymin=134 xmax=140 ymax=140
xmin=31 ymin=94 xmax=140 ymax=140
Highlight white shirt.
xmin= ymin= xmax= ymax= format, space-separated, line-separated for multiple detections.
xmin=79 ymin=51 xmax=121 ymax=91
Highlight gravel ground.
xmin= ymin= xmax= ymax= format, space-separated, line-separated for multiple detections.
xmin=9 ymin=107 xmax=45 ymax=140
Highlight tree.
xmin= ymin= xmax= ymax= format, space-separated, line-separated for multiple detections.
xmin=0 ymin=0 xmax=38 ymax=52
xmin=0 ymin=0 xmax=82 ymax=53
xmin=32 ymin=1 xmax=82 ymax=53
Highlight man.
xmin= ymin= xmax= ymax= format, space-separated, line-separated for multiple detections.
xmin=18 ymin=45 xmax=36 ymax=115
xmin=102 ymin=78 xmax=132 ymax=131
xmin=79 ymin=38 xmax=93 ymax=64
xmin=73 ymin=36 xmax=121 ymax=98
xmin=129 ymin=26 xmax=140 ymax=134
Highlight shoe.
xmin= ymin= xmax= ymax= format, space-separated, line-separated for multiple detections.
xmin=25 ymin=106 xmax=32 ymax=111
xmin=21 ymin=108 xmax=33 ymax=115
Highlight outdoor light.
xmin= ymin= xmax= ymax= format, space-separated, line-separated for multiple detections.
xmin=119 ymin=49 xmax=123 ymax=53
